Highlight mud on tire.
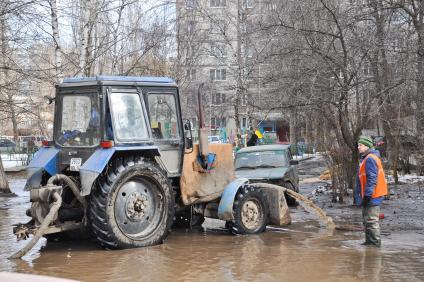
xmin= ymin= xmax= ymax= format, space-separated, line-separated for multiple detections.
xmin=89 ymin=156 xmax=174 ymax=249
xmin=227 ymin=185 xmax=268 ymax=235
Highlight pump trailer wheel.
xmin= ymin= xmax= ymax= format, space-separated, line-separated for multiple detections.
xmin=227 ymin=185 xmax=268 ymax=235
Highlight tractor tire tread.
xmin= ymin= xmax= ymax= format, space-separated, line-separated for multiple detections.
xmin=89 ymin=156 xmax=174 ymax=249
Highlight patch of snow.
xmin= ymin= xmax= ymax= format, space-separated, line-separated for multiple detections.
xmin=309 ymin=184 xmax=331 ymax=196
xmin=387 ymin=173 xmax=424 ymax=184
xmin=293 ymin=153 xmax=321 ymax=160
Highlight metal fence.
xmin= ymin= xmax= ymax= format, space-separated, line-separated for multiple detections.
xmin=1 ymin=150 xmax=36 ymax=167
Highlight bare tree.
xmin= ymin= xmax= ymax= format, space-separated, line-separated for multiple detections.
xmin=48 ymin=0 xmax=63 ymax=82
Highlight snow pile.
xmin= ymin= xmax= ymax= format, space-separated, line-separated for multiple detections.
xmin=309 ymin=184 xmax=332 ymax=196
xmin=387 ymin=174 xmax=424 ymax=185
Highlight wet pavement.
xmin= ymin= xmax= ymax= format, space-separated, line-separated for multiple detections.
xmin=1 ymin=171 xmax=424 ymax=281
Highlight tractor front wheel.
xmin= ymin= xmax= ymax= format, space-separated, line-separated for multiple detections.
xmin=227 ymin=186 xmax=268 ymax=235
xmin=89 ymin=156 xmax=174 ymax=249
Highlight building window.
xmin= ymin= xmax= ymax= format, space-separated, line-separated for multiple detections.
xmin=363 ymin=62 xmax=371 ymax=77
xmin=265 ymin=1 xmax=277 ymax=11
xmin=211 ymin=117 xmax=216 ymax=128
xmin=243 ymin=19 xmax=254 ymax=34
xmin=243 ymin=44 xmax=254 ymax=58
xmin=186 ymin=69 xmax=196 ymax=81
xmin=210 ymin=43 xmax=227 ymax=57
xmin=187 ymin=21 xmax=196 ymax=34
xmin=212 ymin=93 xmax=226 ymax=105
xmin=190 ymin=117 xmax=197 ymax=129
xmin=185 ymin=91 xmax=196 ymax=106
xmin=210 ymin=69 xmax=226 ymax=81
xmin=186 ymin=0 xmax=197 ymax=9
xmin=210 ymin=0 xmax=226 ymax=7
xmin=242 ymin=0 xmax=253 ymax=8
xmin=349 ymin=0 xmax=365 ymax=5
xmin=211 ymin=117 xmax=226 ymax=128
xmin=221 ymin=117 xmax=226 ymax=127
xmin=187 ymin=45 xmax=196 ymax=58
xmin=246 ymin=67 xmax=257 ymax=80
xmin=241 ymin=93 xmax=250 ymax=105
xmin=210 ymin=21 xmax=220 ymax=34
xmin=241 ymin=117 xmax=247 ymax=128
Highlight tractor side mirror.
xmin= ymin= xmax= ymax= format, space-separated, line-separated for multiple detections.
xmin=183 ymin=119 xmax=193 ymax=151
xmin=290 ymin=160 xmax=299 ymax=165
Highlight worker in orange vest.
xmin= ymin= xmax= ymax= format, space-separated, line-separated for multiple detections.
xmin=354 ymin=136 xmax=388 ymax=247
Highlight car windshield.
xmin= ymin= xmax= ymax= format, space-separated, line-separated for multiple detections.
xmin=235 ymin=150 xmax=288 ymax=169
xmin=57 ymin=95 xmax=100 ymax=147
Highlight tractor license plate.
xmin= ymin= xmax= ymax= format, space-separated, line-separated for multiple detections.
xmin=70 ymin=158 xmax=82 ymax=171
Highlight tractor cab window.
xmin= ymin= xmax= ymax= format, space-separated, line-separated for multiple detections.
xmin=147 ymin=93 xmax=180 ymax=140
xmin=58 ymin=95 xmax=100 ymax=146
xmin=109 ymin=93 xmax=148 ymax=141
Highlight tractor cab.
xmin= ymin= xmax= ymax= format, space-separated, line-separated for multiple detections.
xmin=44 ymin=76 xmax=185 ymax=180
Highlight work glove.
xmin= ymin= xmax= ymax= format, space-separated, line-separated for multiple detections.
xmin=362 ymin=196 xmax=371 ymax=207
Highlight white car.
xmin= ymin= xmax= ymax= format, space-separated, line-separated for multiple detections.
xmin=208 ymin=135 xmax=221 ymax=143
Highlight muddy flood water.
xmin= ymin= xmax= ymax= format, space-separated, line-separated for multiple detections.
xmin=1 ymin=176 xmax=424 ymax=282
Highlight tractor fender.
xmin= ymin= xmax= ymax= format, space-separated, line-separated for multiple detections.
xmin=79 ymin=146 xmax=160 ymax=196
xmin=217 ymin=178 xmax=249 ymax=221
xmin=26 ymin=147 xmax=60 ymax=189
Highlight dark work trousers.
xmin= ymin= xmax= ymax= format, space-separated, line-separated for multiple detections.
xmin=362 ymin=205 xmax=381 ymax=247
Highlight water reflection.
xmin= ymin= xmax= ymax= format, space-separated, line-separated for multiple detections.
xmin=1 ymin=178 xmax=424 ymax=282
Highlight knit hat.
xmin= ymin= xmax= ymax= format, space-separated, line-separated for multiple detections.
xmin=358 ymin=136 xmax=373 ymax=148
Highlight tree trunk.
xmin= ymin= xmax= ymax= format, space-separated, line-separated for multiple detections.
xmin=289 ymin=108 xmax=298 ymax=153
xmin=416 ymin=17 xmax=424 ymax=141
xmin=0 ymin=156 xmax=11 ymax=194
xmin=233 ymin=0 xmax=243 ymax=147
xmin=78 ymin=0 xmax=90 ymax=76
xmin=49 ymin=0 xmax=62 ymax=83
xmin=7 ymin=93 xmax=19 ymax=148
xmin=111 ymin=1 xmax=125 ymax=74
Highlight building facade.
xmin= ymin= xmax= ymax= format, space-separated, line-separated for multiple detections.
xmin=176 ymin=0 xmax=289 ymax=143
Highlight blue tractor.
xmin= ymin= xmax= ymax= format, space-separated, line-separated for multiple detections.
xmin=16 ymin=76 xmax=185 ymax=249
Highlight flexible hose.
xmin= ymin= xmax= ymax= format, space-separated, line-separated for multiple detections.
xmin=9 ymin=191 xmax=62 ymax=259
xmin=47 ymin=174 xmax=87 ymax=211
xmin=249 ymin=183 xmax=336 ymax=230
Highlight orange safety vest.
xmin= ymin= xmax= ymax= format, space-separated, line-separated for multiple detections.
xmin=359 ymin=154 xmax=388 ymax=198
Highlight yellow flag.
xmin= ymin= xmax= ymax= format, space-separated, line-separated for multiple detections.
xmin=255 ymin=130 xmax=263 ymax=139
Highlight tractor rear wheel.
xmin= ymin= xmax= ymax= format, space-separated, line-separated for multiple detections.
xmin=227 ymin=186 xmax=268 ymax=235
xmin=89 ymin=156 xmax=174 ymax=249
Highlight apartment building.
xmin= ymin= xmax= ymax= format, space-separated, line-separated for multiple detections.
xmin=176 ymin=0 xmax=290 ymax=143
